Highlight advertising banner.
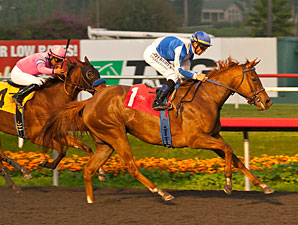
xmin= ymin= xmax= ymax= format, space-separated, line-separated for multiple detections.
xmin=80 ymin=38 xmax=277 ymax=101
xmin=0 ymin=40 xmax=80 ymax=77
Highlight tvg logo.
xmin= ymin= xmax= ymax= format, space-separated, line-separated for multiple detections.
xmin=90 ymin=61 xmax=123 ymax=85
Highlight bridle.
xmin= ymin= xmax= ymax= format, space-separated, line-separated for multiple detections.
xmin=206 ymin=65 xmax=265 ymax=105
xmin=57 ymin=64 xmax=104 ymax=96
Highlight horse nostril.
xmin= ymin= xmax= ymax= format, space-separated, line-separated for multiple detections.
xmin=266 ymin=99 xmax=273 ymax=108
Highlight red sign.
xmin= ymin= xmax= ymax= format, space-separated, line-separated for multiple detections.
xmin=0 ymin=40 xmax=80 ymax=77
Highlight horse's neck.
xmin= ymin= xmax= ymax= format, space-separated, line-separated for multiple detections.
xmin=204 ymin=68 xmax=239 ymax=107
xmin=41 ymin=83 xmax=78 ymax=105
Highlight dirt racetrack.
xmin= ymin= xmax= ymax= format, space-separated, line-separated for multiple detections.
xmin=1 ymin=186 xmax=298 ymax=225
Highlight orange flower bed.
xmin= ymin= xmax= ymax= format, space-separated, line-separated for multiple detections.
xmin=3 ymin=151 xmax=298 ymax=176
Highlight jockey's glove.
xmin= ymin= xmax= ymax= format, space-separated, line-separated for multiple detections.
xmin=54 ymin=68 xmax=65 ymax=75
xmin=193 ymin=72 xmax=208 ymax=82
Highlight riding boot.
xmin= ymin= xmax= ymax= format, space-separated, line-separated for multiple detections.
xmin=152 ymin=80 xmax=175 ymax=111
xmin=12 ymin=84 xmax=39 ymax=108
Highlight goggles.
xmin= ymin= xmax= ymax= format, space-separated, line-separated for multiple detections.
xmin=199 ymin=44 xmax=208 ymax=51
xmin=53 ymin=57 xmax=63 ymax=63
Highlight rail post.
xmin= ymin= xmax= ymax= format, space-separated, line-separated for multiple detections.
xmin=53 ymin=150 xmax=59 ymax=186
xmin=243 ymin=131 xmax=250 ymax=191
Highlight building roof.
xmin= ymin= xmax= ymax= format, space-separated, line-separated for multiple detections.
xmin=202 ymin=0 xmax=243 ymax=10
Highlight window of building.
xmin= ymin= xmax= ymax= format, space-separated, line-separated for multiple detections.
xmin=228 ymin=8 xmax=239 ymax=22
xmin=203 ymin=12 xmax=210 ymax=20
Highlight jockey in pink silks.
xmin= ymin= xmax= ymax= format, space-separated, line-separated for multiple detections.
xmin=11 ymin=45 xmax=66 ymax=108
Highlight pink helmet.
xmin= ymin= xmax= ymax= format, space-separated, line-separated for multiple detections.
xmin=48 ymin=45 xmax=66 ymax=59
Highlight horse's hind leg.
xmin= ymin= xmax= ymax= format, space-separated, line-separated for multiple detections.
xmin=84 ymin=143 xmax=114 ymax=203
xmin=111 ymin=136 xmax=174 ymax=201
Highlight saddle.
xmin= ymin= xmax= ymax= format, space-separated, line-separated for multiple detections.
xmin=0 ymin=80 xmax=36 ymax=138
xmin=0 ymin=80 xmax=35 ymax=114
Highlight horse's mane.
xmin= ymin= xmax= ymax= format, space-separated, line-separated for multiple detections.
xmin=40 ymin=61 xmax=78 ymax=89
xmin=180 ymin=57 xmax=240 ymax=86
xmin=207 ymin=57 xmax=240 ymax=77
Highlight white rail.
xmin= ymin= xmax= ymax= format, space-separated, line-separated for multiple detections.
xmin=87 ymin=26 xmax=196 ymax=39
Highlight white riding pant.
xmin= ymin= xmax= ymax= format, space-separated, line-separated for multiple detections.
xmin=11 ymin=66 xmax=45 ymax=86
xmin=143 ymin=44 xmax=189 ymax=83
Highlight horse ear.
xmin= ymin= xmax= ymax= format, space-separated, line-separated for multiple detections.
xmin=84 ymin=56 xmax=90 ymax=65
xmin=76 ymin=58 xmax=84 ymax=67
xmin=246 ymin=58 xmax=260 ymax=68
xmin=254 ymin=59 xmax=261 ymax=66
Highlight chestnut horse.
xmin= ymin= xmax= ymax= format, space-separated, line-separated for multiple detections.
xmin=0 ymin=56 xmax=104 ymax=190
xmin=42 ymin=58 xmax=274 ymax=203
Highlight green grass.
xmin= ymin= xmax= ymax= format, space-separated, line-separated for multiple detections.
xmin=2 ymin=170 xmax=298 ymax=192
xmin=221 ymin=104 xmax=298 ymax=118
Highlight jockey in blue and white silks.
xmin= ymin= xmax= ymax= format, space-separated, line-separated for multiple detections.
xmin=144 ymin=31 xmax=212 ymax=111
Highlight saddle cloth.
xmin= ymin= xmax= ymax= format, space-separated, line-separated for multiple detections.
xmin=0 ymin=81 xmax=35 ymax=114
xmin=124 ymin=84 xmax=161 ymax=116
xmin=124 ymin=84 xmax=173 ymax=117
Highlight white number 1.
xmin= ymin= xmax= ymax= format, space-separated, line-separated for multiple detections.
xmin=128 ymin=87 xmax=139 ymax=107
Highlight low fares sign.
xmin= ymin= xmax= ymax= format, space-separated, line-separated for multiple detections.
xmin=0 ymin=40 xmax=80 ymax=77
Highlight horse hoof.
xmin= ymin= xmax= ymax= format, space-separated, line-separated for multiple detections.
xmin=87 ymin=196 xmax=94 ymax=204
xmin=98 ymin=174 xmax=106 ymax=182
xmin=224 ymin=184 xmax=232 ymax=195
xmin=39 ymin=160 xmax=47 ymax=167
xmin=162 ymin=193 xmax=175 ymax=201
xmin=11 ymin=185 xmax=22 ymax=193
xmin=263 ymin=185 xmax=274 ymax=194
xmin=23 ymin=174 xmax=32 ymax=179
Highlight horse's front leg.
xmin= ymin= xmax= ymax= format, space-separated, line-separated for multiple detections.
xmin=0 ymin=149 xmax=32 ymax=179
xmin=84 ymin=143 xmax=114 ymax=203
xmin=0 ymin=161 xmax=21 ymax=193
xmin=188 ymin=134 xmax=233 ymax=195
xmin=31 ymin=137 xmax=66 ymax=169
xmin=64 ymin=135 xmax=106 ymax=181
xmin=33 ymin=135 xmax=90 ymax=169
xmin=39 ymin=151 xmax=66 ymax=169
xmin=213 ymin=135 xmax=274 ymax=194
xmin=65 ymin=135 xmax=93 ymax=156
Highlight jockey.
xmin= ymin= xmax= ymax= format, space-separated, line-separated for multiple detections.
xmin=11 ymin=45 xmax=66 ymax=108
xmin=143 ymin=31 xmax=211 ymax=111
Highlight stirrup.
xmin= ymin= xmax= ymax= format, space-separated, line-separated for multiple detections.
xmin=12 ymin=97 xmax=24 ymax=109
xmin=153 ymin=102 xmax=173 ymax=111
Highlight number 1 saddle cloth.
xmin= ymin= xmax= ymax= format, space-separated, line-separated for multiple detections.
xmin=124 ymin=83 xmax=165 ymax=117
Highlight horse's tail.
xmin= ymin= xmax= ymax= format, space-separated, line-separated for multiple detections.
xmin=41 ymin=100 xmax=88 ymax=151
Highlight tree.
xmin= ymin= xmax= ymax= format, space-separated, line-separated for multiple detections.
xmin=289 ymin=0 xmax=298 ymax=35
xmin=90 ymin=0 xmax=180 ymax=32
xmin=169 ymin=0 xmax=203 ymax=27
xmin=247 ymin=0 xmax=295 ymax=37
xmin=0 ymin=15 xmax=89 ymax=40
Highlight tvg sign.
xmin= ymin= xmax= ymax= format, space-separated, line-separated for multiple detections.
xmin=91 ymin=59 xmax=217 ymax=86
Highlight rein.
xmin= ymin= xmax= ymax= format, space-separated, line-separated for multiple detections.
xmin=174 ymin=65 xmax=265 ymax=120
xmin=206 ymin=66 xmax=265 ymax=105
xmin=175 ymin=81 xmax=201 ymax=120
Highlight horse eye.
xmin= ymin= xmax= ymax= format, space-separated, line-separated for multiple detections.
xmin=87 ymin=71 xmax=94 ymax=80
